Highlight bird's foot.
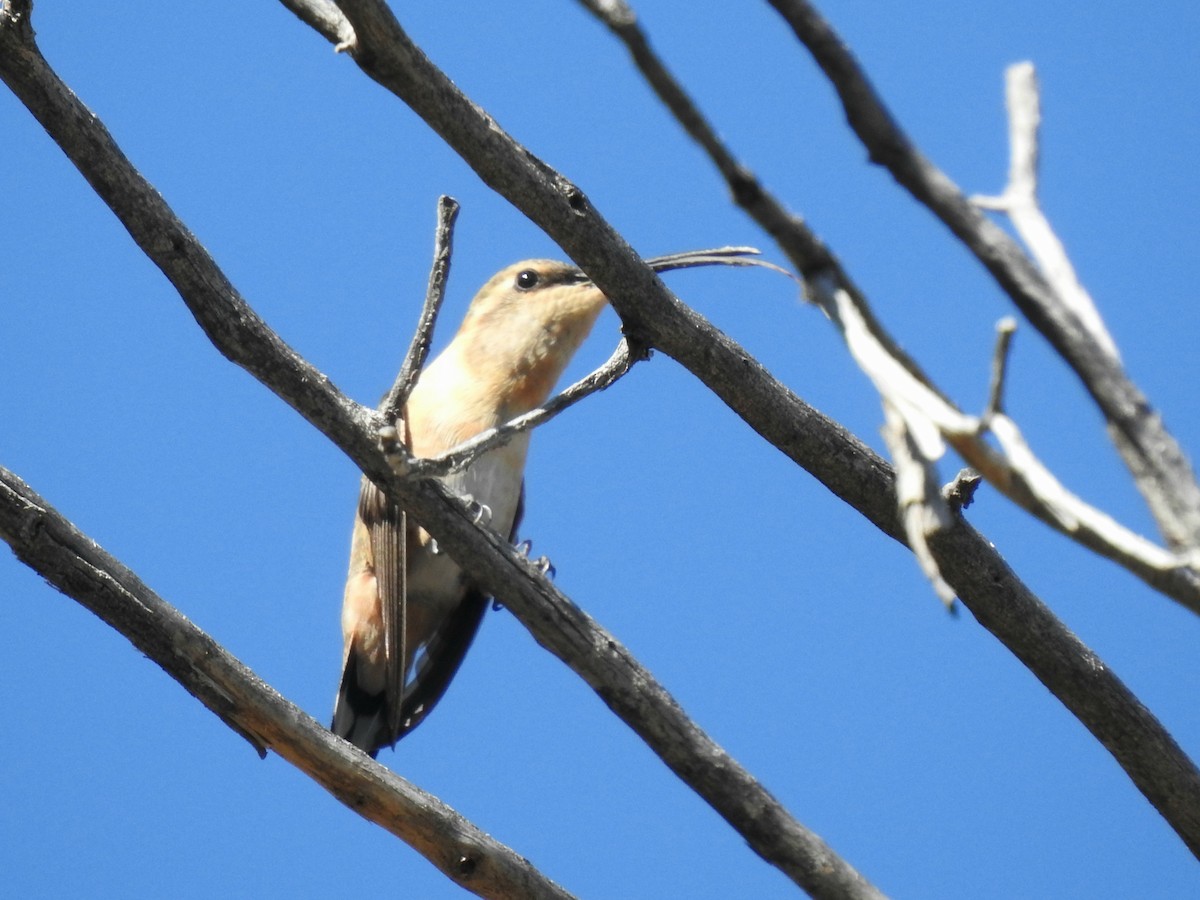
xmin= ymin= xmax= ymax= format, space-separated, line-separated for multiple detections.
xmin=516 ymin=539 xmax=556 ymax=579
xmin=491 ymin=541 xmax=556 ymax=611
xmin=461 ymin=494 xmax=492 ymax=526
xmin=378 ymin=423 xmax=411 ymax=476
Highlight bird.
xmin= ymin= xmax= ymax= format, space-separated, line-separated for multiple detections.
xmin=331 ymin=247 xmax=782 ymax=756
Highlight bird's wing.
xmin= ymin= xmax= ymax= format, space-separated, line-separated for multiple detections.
xmin=357 ymin=477 xmax=408 ymax=740
xmin=393 ymin=588 xmax=487 ymax=740
xmin=391 ymin=481 xmax=524 ymax=741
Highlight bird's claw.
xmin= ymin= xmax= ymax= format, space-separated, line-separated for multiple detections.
xmin=516 ymin=539 xmax=556 ymax=579
xmin=492 ymin=542 xmax=555 ymax=611
xmin=378 ymin=423 xmax=411 ymax=476
xmin=461 ymin=494 xmax=492 ymax=526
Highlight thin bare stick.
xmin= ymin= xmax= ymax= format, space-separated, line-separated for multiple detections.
xmin=984 ymin=318 xmax=1018 ymax=421
xmin=972 ymin=64 xmax=1121 ymax=363
xmin=405 ymin=339 xmax=635 ymax=479
xmin=381 ymin=195 xmax=459 ymax=422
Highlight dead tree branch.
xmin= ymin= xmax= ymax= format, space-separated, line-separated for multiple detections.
xmin=0 ymin=466 xmax=575 ymax=900
xmin=574 ymin=0 xmax=1200 ymax=855
xmin=765 ymin=0 xmax=1200 ymax=552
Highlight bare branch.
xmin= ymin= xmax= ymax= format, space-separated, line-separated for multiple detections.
xmin=0 ymin=467 xmax=575 ymax=900
xmin=972 ymin=63 xmax=1121 ymax=363
xmin=810 ymin=270 xmax=1199 ymax=615
xmin=765 ymin=0 xmax=1200 ymax=551
xmin=407 ymin=339 xmax=636 ymax=479
xmin=881 ymin=399 xmax=957 ymax=606
xmin=381 ymin=194 xmax=459 ymax=423
xmin=984 ymin=318 xmax=1019 ymax=420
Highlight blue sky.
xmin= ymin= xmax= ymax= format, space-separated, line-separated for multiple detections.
xmin=2 ymin=2 xmax=1198 ymax=897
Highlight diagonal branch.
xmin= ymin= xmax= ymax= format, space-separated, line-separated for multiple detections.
xmin=971 ymin=63 xmax=1120 ymax=364
xmin=765 ymin=0 xmax=1200 ymax=552
xmin=529 ymin=0 xmax=1200 ymax=856
xmin=0 ymin=466 xmax=575 ymax=900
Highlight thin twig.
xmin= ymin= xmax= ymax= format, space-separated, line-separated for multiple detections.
xmin=972 ymin=63 xmax=1121 ymax=363
xmin=381 ymin=194 xmax=459 ymax=422
xmin=407 ymin=340 xmax=636 ymax=479
xmin=984 ymin=318 xmax=1018 ymax=421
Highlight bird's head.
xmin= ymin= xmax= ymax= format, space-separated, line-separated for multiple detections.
xmin=453 ymin=259 xmax=607 ymax=415
xmin=452 ymin=248 xmax=788 ymax=416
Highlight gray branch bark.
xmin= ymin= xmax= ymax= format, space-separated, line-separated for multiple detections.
xmin=0 ymin=466 xmax=575 ymax=900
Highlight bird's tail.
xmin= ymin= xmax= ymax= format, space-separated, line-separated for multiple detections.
xmin=331 ymin=652 xmax=389 ymax=758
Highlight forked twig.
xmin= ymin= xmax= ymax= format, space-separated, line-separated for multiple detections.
xmin=972 ymin=64 xmax=1120 ymax=363
xmin=380 ymin=195 xmax=459 ymax=423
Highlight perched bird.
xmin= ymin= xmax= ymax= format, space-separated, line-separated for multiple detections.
xmin=332 ymin=248 xmax=778 ymax=755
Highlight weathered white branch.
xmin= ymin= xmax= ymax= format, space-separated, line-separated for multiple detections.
xmin=972 ymin=62 xmax=1121 ymax=363
xmin=767 ymin=0 xmax=1200 ymax=550
xmin=881 ymin=400 xmax=956 ymax=606
xmin=807 ymin=273 xmax=1195 ymax=612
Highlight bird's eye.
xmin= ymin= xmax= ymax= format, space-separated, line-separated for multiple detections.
xmin=515 ymin=269 xmax=540 ymax=291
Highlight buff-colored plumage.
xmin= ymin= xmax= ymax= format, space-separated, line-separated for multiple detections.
xmin=331 ymin=248 xmax=778 ymax=754
xmin=332 ymin=260 xmax=606 ymax=755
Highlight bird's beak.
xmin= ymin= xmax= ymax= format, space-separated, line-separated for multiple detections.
xmin=567 ymin=246 xmax=791 ymax=288
xmin=643 ymin=246 xmax=792 ymax=277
